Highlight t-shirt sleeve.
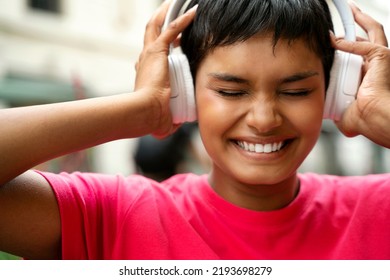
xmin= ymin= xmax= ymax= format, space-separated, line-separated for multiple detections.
xmin=35 ymin=171 xmax=147 ymax=259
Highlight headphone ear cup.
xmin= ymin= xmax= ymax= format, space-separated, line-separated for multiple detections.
xmin=324 ymin=51 xmax=342 ymax=120
xmin=323 ymin=50 xmax=363 ymax=120
xmin=168 ymin=54 xmax=197 ymax=124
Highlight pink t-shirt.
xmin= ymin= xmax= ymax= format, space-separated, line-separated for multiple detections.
xmin=39 ymin=171 xmax=390 ymax=259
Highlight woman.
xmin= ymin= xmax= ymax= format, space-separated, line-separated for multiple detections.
xmin=0 ymin=0 xmax=389 ymax=259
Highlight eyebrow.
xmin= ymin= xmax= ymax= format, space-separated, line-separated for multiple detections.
xmin=208 ymin=71 xmax=319 ymax=85
xmin=208 ymin=73 xmax=250 ymax=85
xmin=279 ymin=71 xmax=320 ymax=84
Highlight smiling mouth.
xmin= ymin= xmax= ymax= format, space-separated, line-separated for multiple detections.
xmin=235 ymin=140 xmax=290 ymax=154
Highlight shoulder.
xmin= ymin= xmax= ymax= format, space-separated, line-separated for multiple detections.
xmin=298 ymin=172 xmax=390 ymax=207
xmin=299 ymin=172 xmax=390 ymax=190
xmin=38 ymin=171 xmax=206 ymax=204
xmin=161 ymin=173 xmax=208 ymax=190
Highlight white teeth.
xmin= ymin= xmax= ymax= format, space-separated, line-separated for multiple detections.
xmin=255 ymin=144 xmax=264 ymax=153
xmin=237 ymin=141 xmax=284 ymax=154
xmin=264 ymin=144 xmax=272 ymax=153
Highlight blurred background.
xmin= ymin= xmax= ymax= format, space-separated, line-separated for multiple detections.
xmin=0 ymin=0 xmax=389 ymax=184
xmin=0 ymin=0 xmax=389 ymax=260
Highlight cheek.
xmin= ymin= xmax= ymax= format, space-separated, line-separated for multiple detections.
xmin=196 ymin=89 xmax=232 ymax=126
xmin=197 ymin=89 xmax=223 ymax=113
xmin=195 ymin=89 xmax=236 ymax=153
xmin=296 ymin=102 xmax=323 ymax=124
xmin=293 ymin=97 xmax=325 ymax=139
xmin=278 ymin=90 xmax=325 ymax=142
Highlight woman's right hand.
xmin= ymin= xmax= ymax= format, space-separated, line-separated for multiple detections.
xmin=134 ymin=0 xmax=197 ymax=139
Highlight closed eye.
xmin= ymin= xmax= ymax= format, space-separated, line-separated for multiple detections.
xmin=216 ymin=90 xmax=248 ymax=97
xmin=280 ymin=89 xmax=312 ymax=97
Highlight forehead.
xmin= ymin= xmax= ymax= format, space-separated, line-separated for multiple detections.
xmin=197 ymin=34 xmax=323 ymax=81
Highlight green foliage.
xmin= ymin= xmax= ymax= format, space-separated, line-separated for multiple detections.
xmin=0 ymin=251 xmax=21 ymax=260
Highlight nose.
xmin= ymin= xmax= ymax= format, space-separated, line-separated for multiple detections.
xmin=246 ymin=97 xmax=283 ymax=133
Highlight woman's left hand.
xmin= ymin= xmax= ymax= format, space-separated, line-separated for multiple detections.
xmin=334 ymin=3 xmax=390 ymax=148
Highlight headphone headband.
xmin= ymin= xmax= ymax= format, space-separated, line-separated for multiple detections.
xmin=332 ymin=0 xmax=356 ymax=41
xmin=163 ymin=0 xmax=192 ymax=31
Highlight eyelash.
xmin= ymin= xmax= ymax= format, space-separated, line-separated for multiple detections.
xmin=216 ymin=90 xmax=312 ymax=98
xmin=215 ymin=89 xmax=312 ymax=98
xmin=280 ymin=90 xmax=312 ymax=97
xmin=216 ymin=90 xmax=248 ymax=97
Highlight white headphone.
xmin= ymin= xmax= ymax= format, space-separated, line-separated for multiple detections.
xmin=324 ymin=0 xmax=363 ymax=120
xmin=163 ymin=0 xmax=196 ymax=124
xmin=163 ymin=0 xmax=363 ymax=123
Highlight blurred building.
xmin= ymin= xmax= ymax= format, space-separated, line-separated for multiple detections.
xmin=0 ymin=0 xmax=162 ymax=175
xmin=0 ymin=0 xmax=389 ymax=176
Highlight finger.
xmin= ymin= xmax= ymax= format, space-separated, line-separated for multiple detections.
xmin=333 ymin=34 xmax=368 ymax=42
xmin=349 ymin=1 xmax=388 ymax=47
xmin=152 ymin=123 xmax=182 ymax=139
xmin=356 ymin=36 xmax=368 ymax=42
xmin=156 ymin=4 xmax=198 ymax=48
xmin=330 ymin=31 xmax=378 ymax=57
xmin=143 ymin=0 xmax=172 ymax=46
xmin=172 ymin=35 xmax=182 ymax=48
xmin=333 ymin=104 xmax=360 ymax=138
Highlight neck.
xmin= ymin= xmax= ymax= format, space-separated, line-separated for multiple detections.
xmin=208 ymin=170 xmax=300 ymax=212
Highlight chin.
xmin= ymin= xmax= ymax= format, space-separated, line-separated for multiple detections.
xmin=230 ymin=167 xmax=297 ymax=186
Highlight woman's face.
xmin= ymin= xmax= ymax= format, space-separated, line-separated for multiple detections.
xmin=195 ymin=34 xmax=325 ymax=190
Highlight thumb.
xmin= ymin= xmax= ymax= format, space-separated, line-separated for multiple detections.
xmin=333 ymin=103 xmax=360 ymax=138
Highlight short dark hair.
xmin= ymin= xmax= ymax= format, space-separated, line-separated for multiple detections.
xmin=181 ymin=0 xmax=335 ymax=88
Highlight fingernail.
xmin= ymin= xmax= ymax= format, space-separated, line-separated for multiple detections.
xmin=348 ymin=0 xmax=361 ymax=11
xmin=186 ymin=4 xmax=198 ymax=13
